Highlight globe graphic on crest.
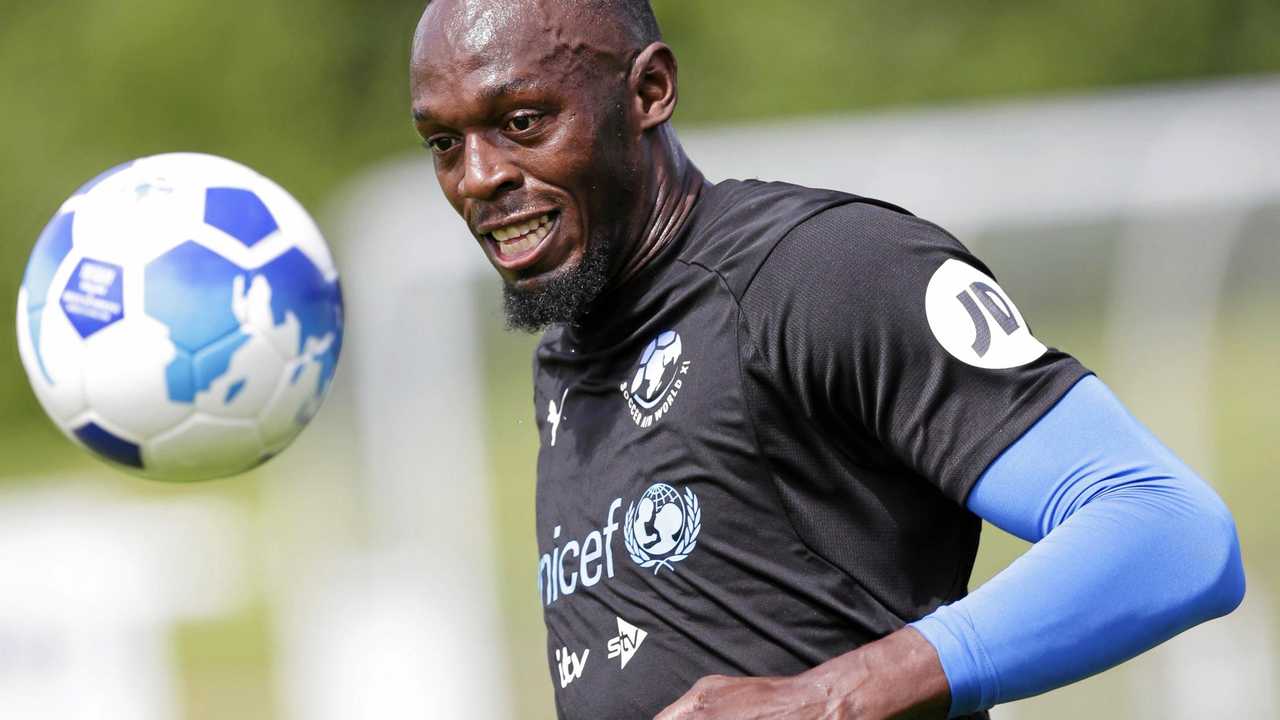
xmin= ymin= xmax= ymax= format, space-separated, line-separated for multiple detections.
xmin=633 ymin=483 xmax=684 ymax=556
xmin=629 ymin=330 xmax=682 ymax=409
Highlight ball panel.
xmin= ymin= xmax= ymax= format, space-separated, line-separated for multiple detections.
xmin=167 ymin=349 xmax=197 ymax=403
xmin=145 ymin=414 xmax=265 ymax=481
xmin=145 ymin=241 xmax=244 ymax=352
xmin=184 ymin=218 xmax=290 ymax=274
xmin=17 ymin=289 xmax=88 ymax=424
xmin=245 ymin=173 xmax=339 ymax=280
xmin=23 ymin=303 xmax=54 ymax=389
xmin=193 ymin=331 xmax=285 ymax=419
xmin=20 ymin=211 xmax=77 ymax=388
xmin=69 ymin=166 xmax=205 ymax=268
xmin=82 ymin=318 xmax=193 ymax=439
xmin=72 ymin=420 xmax=143 ymax=469
xmin=258 ymin=358 xmax=323 ymax=451
xmin=204 ymin=187 xmax=279 ymax=248
xmin=23 ymin=212 xmax=76 ymax=313
xmin=193 ymin=330 xmax=251 ymax=394
xmin=230 ymin=276 xmax=285 ymax=356
xmin=248 ymin=247 xmax=343 ymax=399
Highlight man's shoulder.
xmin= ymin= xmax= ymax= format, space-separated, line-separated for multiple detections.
xmin=678 ymin=179 xmax=920 ymax=299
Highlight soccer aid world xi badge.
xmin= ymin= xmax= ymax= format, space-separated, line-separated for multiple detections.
xmin=620 ymin=329 xmax=692 ymax=428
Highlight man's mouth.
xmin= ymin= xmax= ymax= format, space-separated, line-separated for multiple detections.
xmin=486 ymin=211 xmax=559 ymax=266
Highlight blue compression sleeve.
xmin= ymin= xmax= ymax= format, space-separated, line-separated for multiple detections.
xmin=910 ymin=375 xmax=1245 ymax=716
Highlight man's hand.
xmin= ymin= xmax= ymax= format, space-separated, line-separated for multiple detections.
xmin=654 ymin=628 xmax=951 ymax=720
xmin=653 ymin=673 xmax=841 ymax=720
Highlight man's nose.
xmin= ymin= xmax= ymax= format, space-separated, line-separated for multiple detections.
xmin=458 ymin=133 xmax=522 ymax=201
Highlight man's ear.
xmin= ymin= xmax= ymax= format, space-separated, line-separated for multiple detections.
xmin=629 ymin=42 xmax=678 ymax=131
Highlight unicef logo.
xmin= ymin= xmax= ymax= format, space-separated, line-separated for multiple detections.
xmin=624 ymin=483 xmax=702 ymax=574
xmin=620 ymin=330 xmax=692 ymax=428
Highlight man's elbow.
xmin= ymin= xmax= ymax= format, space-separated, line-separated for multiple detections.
xmin=1187 ymin=497 xmax=1246 ymax=621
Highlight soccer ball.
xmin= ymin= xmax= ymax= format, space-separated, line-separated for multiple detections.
xmin=15 ymin=153 xmax=344 ymax=482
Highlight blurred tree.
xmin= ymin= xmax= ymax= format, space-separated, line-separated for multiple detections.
xmin=2 ymin=0 xmax=1278 ymax=475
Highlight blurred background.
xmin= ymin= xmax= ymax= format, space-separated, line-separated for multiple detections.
xmin=2 ymin=1 xmax=1278 ymax=718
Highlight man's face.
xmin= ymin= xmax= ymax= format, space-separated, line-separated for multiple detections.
xmin=410 ymin=0 xmax=641 ymax=328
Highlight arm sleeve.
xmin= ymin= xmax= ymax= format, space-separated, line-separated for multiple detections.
xmin=910 ymin=375 xmax=1246 ymax=716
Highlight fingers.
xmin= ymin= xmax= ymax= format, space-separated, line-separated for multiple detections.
xmin=653 ymin=675 xmax=734 ymax=720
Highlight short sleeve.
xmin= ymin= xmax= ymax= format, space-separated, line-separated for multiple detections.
xmin=739 ymin=201 xmax=1090 ymax=503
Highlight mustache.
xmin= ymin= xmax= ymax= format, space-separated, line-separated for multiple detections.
xmin=468 ymin=199 xmax=558 ymax=231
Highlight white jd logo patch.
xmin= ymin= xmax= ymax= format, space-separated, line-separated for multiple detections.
xmin=925 ymin=259 xmax=1047 ymax=369
xmin=624 ymin=483 xmax=701 ymax=574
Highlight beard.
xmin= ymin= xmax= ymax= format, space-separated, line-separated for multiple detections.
xmin=502 ymin=234 xmax=612 ymax=333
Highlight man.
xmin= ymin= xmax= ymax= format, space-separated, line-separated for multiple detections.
xmin=409 ymin=2 xmax=1245 ymax=718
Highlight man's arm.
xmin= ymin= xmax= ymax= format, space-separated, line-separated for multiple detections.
xmin=911 ymin=374 xmax=1244 ymax=715
xmin=657 ymin=376 xmax=1244 ymax=719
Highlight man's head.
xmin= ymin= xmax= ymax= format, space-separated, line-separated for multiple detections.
xmin=410 ymin=0 xmax=678 ymax=331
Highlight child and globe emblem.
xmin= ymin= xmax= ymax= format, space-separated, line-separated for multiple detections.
xmin=624 ymin=482 xmax=702 ymax=574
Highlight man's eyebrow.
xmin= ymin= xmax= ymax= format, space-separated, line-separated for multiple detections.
xmin=476 ymin=77 xmax=543 ymax=101
xmin=412 ymin=77 xmax=544 ymax=124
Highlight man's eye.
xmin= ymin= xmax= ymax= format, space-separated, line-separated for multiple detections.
xmin=426 ymin=136 xmax=458 ymax=154
xmin=505 ymin=113 xmax=541 ymax=133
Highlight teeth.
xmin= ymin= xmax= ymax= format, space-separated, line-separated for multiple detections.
xmin=491 ymin=214 xmax=553 ymax=256
xmin=505 ymin=231 xmax=539 ymax=255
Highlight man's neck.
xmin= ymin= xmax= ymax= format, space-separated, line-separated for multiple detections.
xmin=613 ymin=126 xmax=705 ymax=286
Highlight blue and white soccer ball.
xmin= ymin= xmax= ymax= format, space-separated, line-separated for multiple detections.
xmin=15 ymin=153 xmax=344 ymax=482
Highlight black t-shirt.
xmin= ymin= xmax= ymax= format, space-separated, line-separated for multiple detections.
xmin=532 ymin=179 xmax=1088 ymax=719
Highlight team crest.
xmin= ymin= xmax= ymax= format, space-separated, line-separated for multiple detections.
xmin=620 ymin=330 xmax=692 ymax=428
xmin=624 ymin=483 xmax=701 ymax=574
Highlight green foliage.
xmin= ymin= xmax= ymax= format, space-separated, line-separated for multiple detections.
xmin=2 ymin=0 xmax=1278 ymax=471
xmin=657 ymin=0 xmax=1280 ymax=122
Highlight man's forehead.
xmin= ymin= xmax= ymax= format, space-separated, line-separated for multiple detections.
xmin=418 ymin=0 xmax=523 ymax=56
xmin=413 ymin=0 xmax=562 ymax=62
xmin=411 ymin=31 xmax=556 ymax=122
xmin=412 ymin=0 xmax=629 ymax=121
xmin=413 ymin=0 xmax=623 ymax=75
